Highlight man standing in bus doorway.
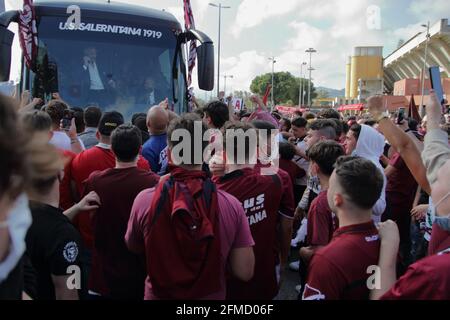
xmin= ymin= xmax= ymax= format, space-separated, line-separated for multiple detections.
xmin=82 ymin=47 xmax=115 ymax=106
xmin=137 ymin=77 xmax=164 ymax=106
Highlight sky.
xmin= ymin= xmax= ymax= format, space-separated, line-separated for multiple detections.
xmin=5 ymin=0 xmax=450 ymax=95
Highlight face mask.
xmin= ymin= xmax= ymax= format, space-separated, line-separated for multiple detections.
xmin=0 ymin=194 xmax=32 ymax=282
xmin=433 ymin=191 xmax=450 ymax=232
xmin=434 ymin=215 xmax=450 ymax=232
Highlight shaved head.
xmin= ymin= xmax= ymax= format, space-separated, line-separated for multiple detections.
xmin=146 ymin=106 xmax=169 ymax=135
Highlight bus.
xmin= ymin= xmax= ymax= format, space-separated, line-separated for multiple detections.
xmin=0 ymin=0 xmax=214 ymax=117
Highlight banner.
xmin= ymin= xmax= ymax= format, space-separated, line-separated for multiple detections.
xmin=183 ymin=0 xmax=197 ymax=87
xmin=18 ymin=0 xmax=38 ymax=71
xmin=232 ymin=98 xmax=244 ymax=112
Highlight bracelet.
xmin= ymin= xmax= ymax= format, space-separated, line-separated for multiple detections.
xmin=70 ymin=138 xmax=78 ymax=144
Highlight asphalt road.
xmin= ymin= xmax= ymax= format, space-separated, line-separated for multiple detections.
xmin=276 ymin=247 xmax=302 ymax=300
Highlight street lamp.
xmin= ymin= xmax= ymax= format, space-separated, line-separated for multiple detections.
xmin=299 ymin=61 xmax=307 ymax=107
xmin=209 ymin=2 xmax=231 ymax=98
xmin=223 ymin=74 xmax=233 ymax=95
xmin=420 ymin=21 xmax=430 ymax=117
xmin=269 ymin=56 xmax=276 ymax=109
xmin=305 ymin=48 xmax=317 ymax=108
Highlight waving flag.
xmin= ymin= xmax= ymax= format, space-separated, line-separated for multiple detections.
xmin=408 ymin=94 xmax=422 ymax=122
xmin=262 ymin=84 xmax=272 ymax=107
xmin=18 ymin=0 xmax=38 ymax=71
xmin=183 ymin=0 xmax=197 ymax=87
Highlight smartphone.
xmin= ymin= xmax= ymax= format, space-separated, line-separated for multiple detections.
xmin=62 ymin=110 xmax=73 ymax=130
xmin=61 ymin=118 xmax=71 ymax=130
xmin=397 ymin=107 xmax=405 ymax=125
xmin=429 ymin=66 xmax=444 ymax=105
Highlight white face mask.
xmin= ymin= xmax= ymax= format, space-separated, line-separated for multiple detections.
xmin=0 ymin=194 xmax=32 ymax=281
xmin=433 ymin=191 xmax=450 ymax=232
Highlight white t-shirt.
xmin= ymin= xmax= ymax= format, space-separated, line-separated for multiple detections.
xmin=293 ymin=140 xmax=309 ymax=186
xmin=49 ymin=131 xmax=85 ymax=151
xmin=49 ymin=131 xmax=71 ymax=151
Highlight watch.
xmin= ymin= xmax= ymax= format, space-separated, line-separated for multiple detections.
xmin=374 ymin=111 xmax=390 ymax=122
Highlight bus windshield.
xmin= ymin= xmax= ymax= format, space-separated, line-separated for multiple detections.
xmin=32 ymin=16 xmax=183 ymax=118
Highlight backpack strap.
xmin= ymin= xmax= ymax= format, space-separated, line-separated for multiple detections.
xmin=201 ymin=178 xmax=216 ymax=208
xmin=150 ymin=177 xmax=173 ymax=229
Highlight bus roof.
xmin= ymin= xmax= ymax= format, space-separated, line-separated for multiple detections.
xmin=34 ymin=0 xmax=181 ymax=29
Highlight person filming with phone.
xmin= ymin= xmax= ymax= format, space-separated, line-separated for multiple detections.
xmin=44 ymin=100 xmax=85 ymax=153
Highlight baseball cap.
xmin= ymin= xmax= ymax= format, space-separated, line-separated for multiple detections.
xmin=98 ymin=111 xmax=124 ymax=136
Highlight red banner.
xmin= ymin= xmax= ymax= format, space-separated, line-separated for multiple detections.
xmin=18 ymin=0 xmax=38 ymax=71
xmin=337 ymin=104 xmax=365 ymax=112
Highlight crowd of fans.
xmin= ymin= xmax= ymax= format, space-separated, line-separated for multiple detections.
xmin=0 ymin=87 xmax=449 ymax=300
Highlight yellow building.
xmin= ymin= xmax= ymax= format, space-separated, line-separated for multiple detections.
xmin=346 ymin=46 xmax=384 ymax=100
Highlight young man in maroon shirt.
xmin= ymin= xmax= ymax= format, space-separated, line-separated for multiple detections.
xmin=214 ymin=121 xmax=295 ymax=300
xmin=125 ymin=114 xmax=255 ymax=300
xmin=299 ymin=141 xmax=344 ymax=264
xmin=302 ymin=156 xmax=384 ymax=300
xmin=83 ymin=125 xmax=160 ymax=299
xmin=71 ymin=111 xmax=150 ymax=250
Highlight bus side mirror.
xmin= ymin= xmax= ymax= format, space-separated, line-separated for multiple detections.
xmin=0 ymin=25 xmax=14 ymax=81
xmin=197 ymin=42 xmax=214 ymax=91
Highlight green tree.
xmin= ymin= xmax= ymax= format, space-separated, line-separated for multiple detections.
xmin=250 ymin=72 xmax=316 ymax=106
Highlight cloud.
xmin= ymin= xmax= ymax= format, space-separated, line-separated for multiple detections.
xmin=232 ymin=0 xmax=300 ymax=37
xmin=221 ymin=51 xmax=269 ymax=91
xmin=166 ymin=6 xmax=184 ymax=26
xmin=391 ymin=23 xmax=424 ymax=42
xmin=225 ymin=0 xmax=391 ymax=89
xmin=409 ymin=0 xmax=450 ymax=21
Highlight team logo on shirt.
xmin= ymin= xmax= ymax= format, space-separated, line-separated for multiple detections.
xmin=302 ymin=284 xmax=326 ymax=300
xmin=365 ymin=235 xmax=379 ymax=242
xmin=63 ymin=241 xmax=79 ymax=263
xmin=243 ymin=194 xmax=267 ymax=226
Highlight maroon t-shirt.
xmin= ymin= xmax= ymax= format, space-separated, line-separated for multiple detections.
xmin=214 ymin=167 xmax=295 ymax=300
xmin=306 ymin=191 xmax=338 ymax=246
xmin=381 ymin=247 xmax=450 ymax=300
xmin=428 ymin=224 xmax=450 ymax=256
xmin=84 ymin=167 xmax=159 ymax=299
xmin=303 ymin=222 xmax=380 ymax=300
xmin=71 ymin=146 xmax=150 ymax=249
xmin=279 ymin=159 xmax=306 ymax=188
xmin=386 ymin=152 xmax=417 ymax=208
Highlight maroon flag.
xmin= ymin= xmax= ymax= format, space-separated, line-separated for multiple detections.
xmin=184 ymin=0 xmax=197 ymax=87
xmin=408 ymin=94 xmax=422 ymax=122
xmin=18 ymin=0 xmax=38 ymax=71
xmin=262 ymin=84 xmax=272 ymax=107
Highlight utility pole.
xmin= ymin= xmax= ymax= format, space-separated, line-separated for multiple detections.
xmin=209 ymin=3 xmax=231 ymax=98
xmin=269 ymin=56 xmax=276 ymax=109
xmin=299 ymin=61 xmax=307 ymax=107
xmin=305 ymin=48 xmax=317 ymax=108
xmin=420 ymin=21 xmax=430 ymax=117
